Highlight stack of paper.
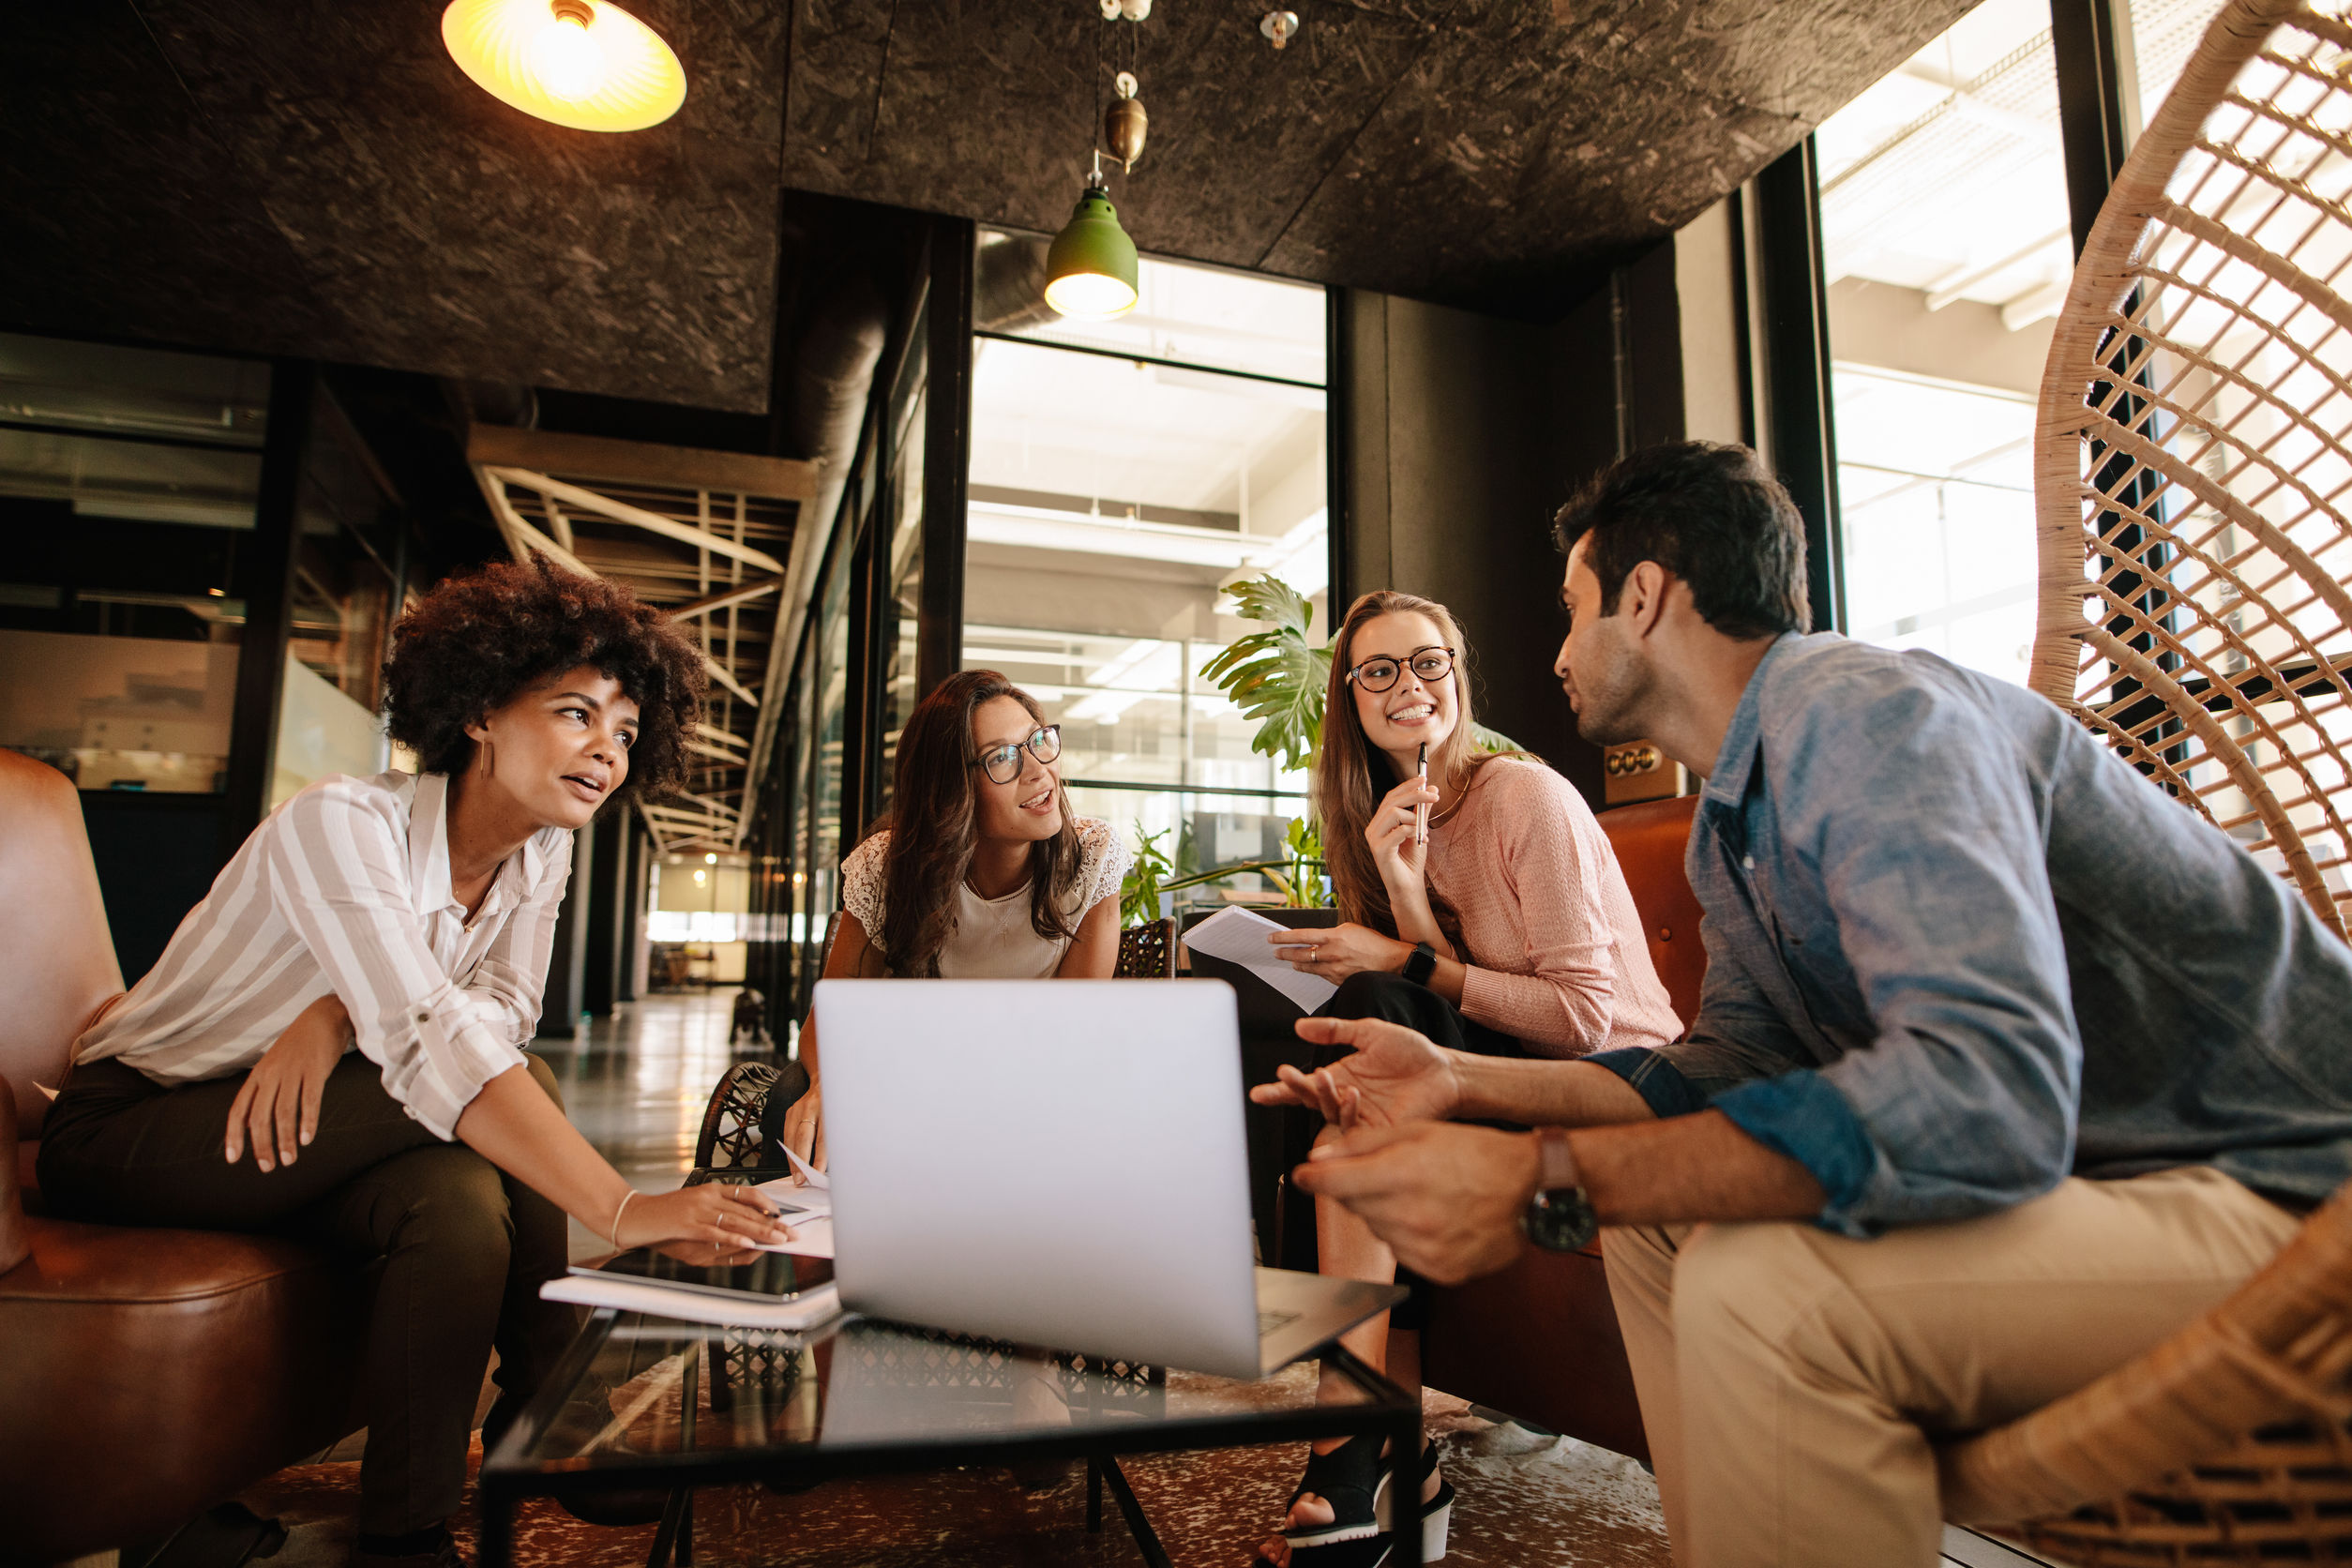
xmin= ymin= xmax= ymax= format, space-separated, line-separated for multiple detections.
xmin=1183 ymin=906 xmax=1337 ymax=1013
xmin=749 ymin=1143 xmax=834 ymax=1260
xmin=541 ymin=1274 xmax=841 ymax=1330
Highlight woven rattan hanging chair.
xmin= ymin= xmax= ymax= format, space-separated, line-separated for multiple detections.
xmin=1933 ymin=1 xmax=2352 ymax=1560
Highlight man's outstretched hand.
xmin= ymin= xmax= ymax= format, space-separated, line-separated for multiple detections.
xmin=1250 ymin=1016 xmax=1465 ymax=1129
xmin=1291 ymin=1122 xmax=1539 ymax=1285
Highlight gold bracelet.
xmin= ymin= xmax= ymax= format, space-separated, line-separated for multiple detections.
xmin=609 ymin=1190 xmax=638 ymax=1250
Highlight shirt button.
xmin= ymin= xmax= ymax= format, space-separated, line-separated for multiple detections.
xmin=1742 ymin=854 xmax=1756 ymax=871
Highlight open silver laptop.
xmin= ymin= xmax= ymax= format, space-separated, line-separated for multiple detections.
xmin=812 ymin=977 xmax=1403 ymax=1380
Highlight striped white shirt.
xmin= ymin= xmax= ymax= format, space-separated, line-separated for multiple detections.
xmin=72 ymin=769 xmax=572 ymax=1139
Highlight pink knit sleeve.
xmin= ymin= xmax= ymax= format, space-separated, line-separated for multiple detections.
xmin=1454 ymin=766 xmax=1621 ymax=1057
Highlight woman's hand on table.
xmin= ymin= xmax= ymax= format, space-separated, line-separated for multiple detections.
xmin=224 ymin=992 xmax=352 ymax=1170
xmin=617 ymin=1183 xmax=796 ymax=1249
xmin=1266 ymin=921 xmax=1411 ymax=984
xmin=780 ymin=1081 xmax=825 ymax=1178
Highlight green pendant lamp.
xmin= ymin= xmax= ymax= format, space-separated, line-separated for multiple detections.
xmin=1045 ymin=156 xmax=1139 ymax=318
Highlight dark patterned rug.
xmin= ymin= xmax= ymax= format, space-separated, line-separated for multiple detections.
xmin=244 ymin=1376 xmax=1669 ymax=1568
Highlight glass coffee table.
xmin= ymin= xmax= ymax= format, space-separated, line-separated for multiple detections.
xmin=479 ymin=1308 xmax=1425 ymax=1568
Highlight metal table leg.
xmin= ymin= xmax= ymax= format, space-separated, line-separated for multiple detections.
xmin=1086 ymin=1455 xmax=1104 ymax=1532
xmin=1096 ymin=1455 xmax=1176 ymax=1568
xmin=1388 ymin=1405 xmax=1424 ymax=1566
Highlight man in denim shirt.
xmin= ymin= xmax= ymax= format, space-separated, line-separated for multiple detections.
xmin=1261 ymin=442 xmax=2352 ymax=1567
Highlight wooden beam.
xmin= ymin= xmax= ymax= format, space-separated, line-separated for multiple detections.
xmin=703 ymin=656 xmax=759 ymax=708
xmin=668 ymin=576 xmax=784 ymax=620
xmin=487 ymin=466 xmax=786 ymax=575
xmin=467 ymin=423 xmax=819 ymax=502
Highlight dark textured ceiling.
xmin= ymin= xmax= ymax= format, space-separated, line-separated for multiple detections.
xmin=788 ymin=0 xmax=1976 ymax=311
xmin=3 ymin=1 xmax=786 ymax=413
xmin=1 ymin=0 xmax=1972 ymax=415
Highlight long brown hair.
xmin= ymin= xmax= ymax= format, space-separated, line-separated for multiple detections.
xmin=1313 ymin=591 xmax=1504 ymax=952
xmin=867 ymin=670 xmax=1083 ymax=977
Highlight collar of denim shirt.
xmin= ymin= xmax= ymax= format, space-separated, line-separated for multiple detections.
xmin=1700 ymin=631 xmax=1808 ymax=808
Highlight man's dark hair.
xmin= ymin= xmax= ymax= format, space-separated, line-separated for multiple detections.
xmin=383 ymin=559 xmax=706 ymax=800
xmin=1550 ymin=441 xmax=1811 ymax=639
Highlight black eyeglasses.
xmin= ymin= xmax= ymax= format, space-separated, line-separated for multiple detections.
xmin=1346 ymin=646 xmax=1455 ymax=693
xmin=972 ymin=725 xmax=1063 ymax=784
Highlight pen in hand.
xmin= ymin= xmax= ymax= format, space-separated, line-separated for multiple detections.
xmin=1415 ymin=741 xmax=1430 ymax=847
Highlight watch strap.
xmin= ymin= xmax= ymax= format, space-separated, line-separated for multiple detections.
xmin=1536 ymin=1126 xmax=1578 ymax=1192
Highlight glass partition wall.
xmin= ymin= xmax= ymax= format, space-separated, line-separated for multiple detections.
xmin=963 ymin=233 xmax=1330 ymax=910
xmin=1817 ymin=0 xmax=2228 ymax=686
xmin=0 ymin=334 xmax=407 ymax=980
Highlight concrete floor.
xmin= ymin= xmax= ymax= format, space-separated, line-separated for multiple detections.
xmin=535 ymin=986 xmax=761 ymax=1262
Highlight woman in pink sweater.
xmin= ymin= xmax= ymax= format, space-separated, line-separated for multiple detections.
xmin=1251 ymin=590 xmax=1680 ymax=1568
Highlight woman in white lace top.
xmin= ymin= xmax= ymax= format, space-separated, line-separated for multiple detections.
xmin=776 ymin=670 xmax=1132 ymax=1168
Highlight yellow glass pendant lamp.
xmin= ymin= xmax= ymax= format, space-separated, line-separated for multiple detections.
xmin=442 ymin=0 xmax=686 ymax=133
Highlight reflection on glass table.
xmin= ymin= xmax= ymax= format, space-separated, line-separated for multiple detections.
xmin=482 ymin=1308 xmax=1420 ymax=1568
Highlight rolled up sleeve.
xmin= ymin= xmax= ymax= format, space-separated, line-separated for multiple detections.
xmin=262 ymin=781 xmax=529 ymax=1139
xmin=1743 ymin=684 xmax=2082 ymax=1237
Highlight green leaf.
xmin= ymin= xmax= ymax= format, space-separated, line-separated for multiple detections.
xmin=1472 ymin=723 xmax=1528 ymax=755
xmin=1121 ymin=826 xmax=1173 ymax=927
xmin=1200 ymin=575 xmax=1334 ymax=775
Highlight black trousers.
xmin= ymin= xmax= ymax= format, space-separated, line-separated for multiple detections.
xmin=1307 ymin=972 xmax=1527 ymax=1330
xmin=38 ymin=1052 xmax=581 ymax=1535
xmin=1312 ymin=970 xmax=1529 ymax=1060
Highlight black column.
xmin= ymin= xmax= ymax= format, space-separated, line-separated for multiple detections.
xmin=537 ymin=823 xmax=596 ymax=1042
xmin=1752 ymin=140 xmax=1845 ymax=634
xmin=915 ymin=216 xmax=974 ymax=699
xmin=616 ymin=822 xmax=645 ymax=1003
xmin=222 ymin=361 xmax=316 ymax=839
xmin=581 ymin=807 xmax=626 ymax=1018
xmin=2051 ymin=0 xmax=2134 ymax=257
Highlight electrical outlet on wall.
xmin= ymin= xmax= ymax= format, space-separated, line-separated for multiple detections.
xmin=1602 ymin=740 xmax=1686 ymax=806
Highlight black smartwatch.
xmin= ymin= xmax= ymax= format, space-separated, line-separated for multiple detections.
xmin=1520 ymin=1127 xmax=1601 ymax=1252
xmin=1400 ymin=941 xmax=1438 ymax=988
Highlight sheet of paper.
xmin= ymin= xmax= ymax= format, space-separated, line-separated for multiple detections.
xmin=747 ymin=1214 xmax=835 ymax=1260
xmin=1183 ymin=905 xmax=1337 ymax=1015
xmin=541 ymin=1274 xmax=842 ymax=1330
xmin=754 ymin=1175 xmax=830 ymax=1220
xmin=773 ymin=1141 xmax=829 ymax=1191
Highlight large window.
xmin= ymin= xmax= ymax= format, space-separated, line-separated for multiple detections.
xmin=963 ymin=235 xmax=1328 ymax=902
xmin=1817 ymin=0 xmax=2069 ymax=686
xmin=1817 ymin=0 xmax=2230 ymax=686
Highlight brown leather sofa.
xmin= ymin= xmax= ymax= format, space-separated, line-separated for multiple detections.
xmin=1421 ymin=794 xmax=1706 ymax=1464
xmin=0 ymin=749 xmax=366 ymax=1564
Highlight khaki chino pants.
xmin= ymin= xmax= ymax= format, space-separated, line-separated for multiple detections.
xmin=1601 ymin=1167 xmax=2303 ymax=1568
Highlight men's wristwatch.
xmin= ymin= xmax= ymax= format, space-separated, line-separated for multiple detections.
xmin=1400 ymin=941 xmax=1438 ymax=988
xmin=1520 ymin=1127 xmax=1601 ymax=1253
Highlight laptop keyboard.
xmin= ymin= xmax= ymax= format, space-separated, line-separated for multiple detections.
xmin=1259 ymin=1308 xmax=1302 ymax=1334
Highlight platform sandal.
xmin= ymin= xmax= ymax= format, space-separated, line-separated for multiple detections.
xmin=1251 ymin=1434 xmax=1452 ymax=1566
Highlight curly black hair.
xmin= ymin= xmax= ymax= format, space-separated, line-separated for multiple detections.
xmin=383 ymin=559 xmax=706 ymax=801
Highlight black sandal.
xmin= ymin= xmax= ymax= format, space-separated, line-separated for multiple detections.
xmin=1252 ymin=1435 xmax=1451 ymax=1566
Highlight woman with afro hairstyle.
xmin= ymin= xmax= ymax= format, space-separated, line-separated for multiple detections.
xmin=41 ymin=561 xmax=793 ymax=1568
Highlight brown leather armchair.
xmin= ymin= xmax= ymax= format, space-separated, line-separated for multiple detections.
xmin=1420 ymin=795 xmax=1706 ymax=1463
xmin=0 ymin=749 xmax=367 ymax=1563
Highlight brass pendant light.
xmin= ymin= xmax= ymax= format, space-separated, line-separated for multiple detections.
xmin=1106 ymin=70 xmax=1147 ymax=172
xmin=442 ymin=0 xmax=687 ymax=133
